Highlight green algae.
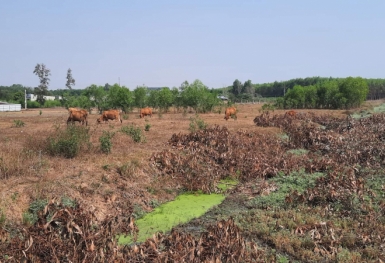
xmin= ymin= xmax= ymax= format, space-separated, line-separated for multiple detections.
xmin=119 ymin=193 xmax=225 ymax=244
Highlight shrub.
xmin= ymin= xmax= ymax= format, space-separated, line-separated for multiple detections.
xmin=117 ymin=160 xmax=140 ymax=179
xmin=46 ymin=125 xmax=91 ymax=158
xmin=189 ymin=115 xmax=207 ymax=132
xmin=43 ymin=100 xmax=62 ymax=108
xmin=121 ymin=125 xmax=146 ymax=143
xmin=22 ymin=199 xmax=48 ymax=226
xmin=145 ymin=123 xmax=151 ymax=131
xmin=99 ymin=131 xmax=115 ymax=154
xmin=12 ymin=119 xmax=25 ymax=128
xmin=27 ymin=101 xmax=41 ymax=108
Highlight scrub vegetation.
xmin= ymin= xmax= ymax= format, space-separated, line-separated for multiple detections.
xmin=1 ymin=101 xmax=385 ymax=262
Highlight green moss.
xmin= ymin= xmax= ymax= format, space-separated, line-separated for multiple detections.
xmin=287 ymin=149 xmax=308 ymax=155
xmin=246 ymin=170 xmax=324 ymax=209
xmin=217 ymin=178 xmax=238 ymax=191
xmin=119 ymin=193 xmax=225 ymax=244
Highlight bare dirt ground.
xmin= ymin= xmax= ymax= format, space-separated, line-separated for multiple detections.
xmin=0 ymin=102 xmax=381 ymax=223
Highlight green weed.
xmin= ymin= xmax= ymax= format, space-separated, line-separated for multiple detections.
xmin=189 ymin=115 xmax=207 ymax=132
xmin=121 ymin=125 xmax=146 ymax=143
xmin=46 ymin=125 xmax=91 ymax=158
xmin=99 ymin=131 xmax=115 ymax=154
xmin=12 ymin=119 xmax=25 ymax=128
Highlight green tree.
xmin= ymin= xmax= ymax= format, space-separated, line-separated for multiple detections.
xmin=133 ymin=86 xmax=148 ymax=109
xmin=283 ymin=85 xmax=306 ymax=108
xmin=12 ymin=91 xmax=24 ymax=104
xmin=33 ymin=63 xmax=51 ymax=104
xmin=339 ymin=77 xmax=369 ymax=108
xmin=147 ymin=89 xmax=159 ymax=109
xmin=157 ymin=88 xmax=173 ymax=113
xmin=231 ymin=79 xmax=243 ymax=97
xmin=171 ymin=87 xmax=182 ymax=112
xmin=106 ymin=84 xmax=133 ymax=113
xmin=83 ymin=84 xmax=107 ymax=113
xmin=303 ymin=85 xmax=317 ymax=108
xmin=316 ymin=80 xmax=339 ymax=108
xmin=242 ymin=80 xmax=254 ymax=97
xmin=66 ymin=68 xmax=75 ymax=90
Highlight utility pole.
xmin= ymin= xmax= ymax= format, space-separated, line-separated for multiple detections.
xmin=24 ymin=89 xmax=27 ymax=110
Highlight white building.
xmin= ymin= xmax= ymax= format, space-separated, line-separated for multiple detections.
xmin=27 ymin=94 xmax=62 ymax=101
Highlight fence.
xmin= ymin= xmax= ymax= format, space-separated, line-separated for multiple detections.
xmin=0 ymin=104 xmax=21 ymax=112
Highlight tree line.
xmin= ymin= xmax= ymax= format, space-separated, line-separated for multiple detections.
xmin=63 ymin=80 xmax=221 ymax=113
xmin=0 ymin=63 xmax=383 ymax=110
xmin=274 ymin=77 xmax=369 ymax=109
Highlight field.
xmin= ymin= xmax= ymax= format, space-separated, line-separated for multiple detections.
xmin=1 ymin=101 xmax=385 ymax=262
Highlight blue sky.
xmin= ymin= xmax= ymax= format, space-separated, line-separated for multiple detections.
xmin=1 ymin=0 xmax=384 ymax=90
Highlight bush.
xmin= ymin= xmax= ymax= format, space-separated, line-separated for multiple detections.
xmin=145 ymin=123 xmax=151 ymax=131
xmin=189 ymin=115 xmax=207 ymax=132
xmin=43 ymin=100 xmax=62 ymax=108
xmin=12 ymin=119 xmax=25 ymax=128
xmin=22 ymin=199 xmax=48 ymax=226
xmin=99 ymin=131 xmax=115 ymax=154
xmin=46 ymin=125 xmax=91 ymax=158
xmin=27 ymin=101 xmax=41 ymax=108
xmin=121 ymin=125 xmax=146 ymax=143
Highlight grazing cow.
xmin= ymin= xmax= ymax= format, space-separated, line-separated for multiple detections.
xmin=140 ymin=107 xmax=153 ymax=118
xmin=224 ymin=107 xmax=237 ymax=121
xmin=97 ymin=110 xmax=122 ymax=124
xmin=67 ymin=109 xmax=88 ymax=126
xmin=68 ymin=107 xmax=88 ymax=117
xmin=285 ymin=110 xmax=297 ymax=117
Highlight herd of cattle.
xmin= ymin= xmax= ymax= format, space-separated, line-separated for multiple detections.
xmin=66 ymin=107 xmax=155 ymax=126
xmin=66 ymin=106 xmax=241 ymax=126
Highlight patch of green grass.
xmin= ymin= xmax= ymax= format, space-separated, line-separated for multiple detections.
xmin=246 ymin=170 xmax=324 ymax=209
xmin=217 ymin=178 xmax=239 ymax=191
xmin=374 ymin=103 xmax=385 ymax=113
xmin=61 ymin=196 xmax=77 ymax=208
xmin=287 ymin=148 xmax=308 ymax=155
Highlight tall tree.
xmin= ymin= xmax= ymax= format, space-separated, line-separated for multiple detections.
xmin=66 ymin=68 xmax=75 ymax=90
xmin=33 ymin=63 xmax=51 ymax=104
xmin=133 ymin=86 xmax=148 ymax=109
xmin=242 ymin=80 xmax=254 ymax=97
xmin=231 ymin=79 xmax=243 ymax=96
xmin=339 ymin=77 xmax=369 ymax=108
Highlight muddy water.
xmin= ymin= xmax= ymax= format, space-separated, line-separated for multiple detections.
xmin=119 ymin=193 xmax=226 ymax=244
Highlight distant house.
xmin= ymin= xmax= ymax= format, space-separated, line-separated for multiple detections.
xmin=27 ymin=94 xmax=62 ymax=101
xmin=217 ymin=95 xmax=229 ymax=101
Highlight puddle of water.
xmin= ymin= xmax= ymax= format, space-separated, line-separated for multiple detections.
xmin=119 ymin=193 xmax=226 ymax=244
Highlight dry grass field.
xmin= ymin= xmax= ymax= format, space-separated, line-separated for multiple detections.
xmin=2 ymin=100 xmax=385 ymax=261
xmin=0 ymin=103 xmax=374 ymax=222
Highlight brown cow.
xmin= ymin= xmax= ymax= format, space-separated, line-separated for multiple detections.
xmin=67 ymin=109 xmax=88 ymax=126
xmin=140 ymin=107 xmax=153 ymax=118
xmin=97 ymin=110 xmax=122 ymax=124
xmin=224 ymin=107 xmax=237 ymax=121
xmin=285 ymin=110 xmax=297 ymax=117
